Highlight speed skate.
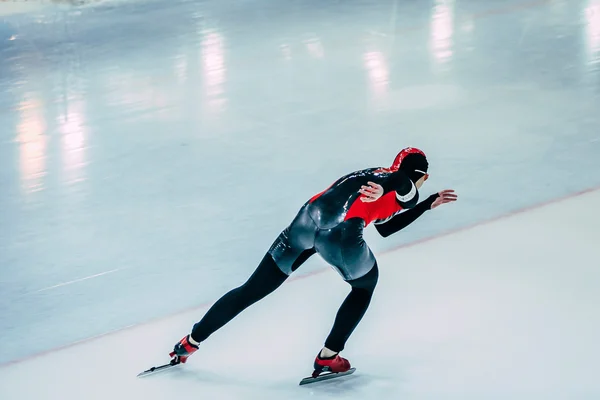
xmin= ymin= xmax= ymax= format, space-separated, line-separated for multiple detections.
xmin=298 ymin=367 xmax=357 ymax=385
xmin=137 ymin=359 xmax=182 ymax=377
xmin=138 ymin=358 xmax=356 ymax=385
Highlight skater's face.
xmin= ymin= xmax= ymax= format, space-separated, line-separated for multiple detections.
xmin=415 ymin=174 xmax=428 ymax=189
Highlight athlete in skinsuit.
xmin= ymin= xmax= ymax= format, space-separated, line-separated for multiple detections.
xmin=169 ymin=147 xmax=457 ymax=377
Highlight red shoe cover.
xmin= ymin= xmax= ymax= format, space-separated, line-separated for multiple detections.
xmin=314 ymin=354 xmax=351 ymax=373
xmin=169 ymin=335 xmax=198 ymax=363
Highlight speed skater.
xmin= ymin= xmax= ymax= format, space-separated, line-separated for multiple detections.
xmin=169 ymin=147 xmax=458 ymax=377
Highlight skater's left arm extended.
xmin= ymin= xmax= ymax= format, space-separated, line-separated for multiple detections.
xmin=374 ymin=190 xmax=458 ymax=237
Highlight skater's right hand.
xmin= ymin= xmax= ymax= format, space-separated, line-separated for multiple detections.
xmin=359 ymin=182 xmax=384 ymax=202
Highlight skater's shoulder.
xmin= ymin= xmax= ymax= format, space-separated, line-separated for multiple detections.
xmin=345 ymin=166 xmax=389 ymax=178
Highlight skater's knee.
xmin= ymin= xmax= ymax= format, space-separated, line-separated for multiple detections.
xmin=349 ymin=262 xmax=378 ymax=292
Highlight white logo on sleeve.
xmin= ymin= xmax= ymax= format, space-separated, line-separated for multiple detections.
xmin=396 ymin=181 xmax=416 ymax=202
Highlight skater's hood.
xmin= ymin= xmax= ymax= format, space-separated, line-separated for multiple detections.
xmin=390 ymin=147 xmax=428 ymax=174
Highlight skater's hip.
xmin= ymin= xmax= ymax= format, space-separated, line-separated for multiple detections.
xmin=298 ymin=205 xmax=374 ymax=281
xmin=268 ymin=204 xmax=373 ymax=280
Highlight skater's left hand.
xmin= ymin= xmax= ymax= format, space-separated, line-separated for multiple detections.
xmin=359 ymin=182 xmax=384 ymax=202
xmin=431 ymin=189 xmax=458 ymax=209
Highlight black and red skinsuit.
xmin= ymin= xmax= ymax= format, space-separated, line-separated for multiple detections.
xmin=188 ymin=148 xmax=439 ymax=353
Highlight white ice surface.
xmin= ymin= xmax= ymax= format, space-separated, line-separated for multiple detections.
xmin=1 ymin=188 xmax=599 ymax=400
xmin=2 ymin=0 xmax=600 ymax=364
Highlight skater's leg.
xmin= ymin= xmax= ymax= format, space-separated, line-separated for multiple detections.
xmin=171 ymin=253 xmax=288 ymax=362
xmin=310 ymin=262 xmax=378 ymax=375
xmin=172 ymin=206 xmax=318 ymax=361
xmin=322 ymin=262 xmax=379 ymax=353
xmin=171 ymin=247 xmax=316 ymax=362
xmin=308 ymin=218 xmax=378 ymax=374
xmin=190 ymin=248 xmax=315 ymax=342
xmin=192 ymin=253 xmax=285 ymax=342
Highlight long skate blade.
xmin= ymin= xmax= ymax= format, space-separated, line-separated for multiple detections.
xmin=299 ymin=368 xmax=356 ymax=386
xmin=137 ymin=360 xmax=181 ymax=377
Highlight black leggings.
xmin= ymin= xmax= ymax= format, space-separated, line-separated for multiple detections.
xmin=190 ymin=252 xmax=378 ymax=353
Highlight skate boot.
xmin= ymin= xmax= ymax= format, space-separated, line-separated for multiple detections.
xmin=312 ymin=352 xmax=351 ymax=378
xmin=169 ymin=334 xmax=199 ymax=364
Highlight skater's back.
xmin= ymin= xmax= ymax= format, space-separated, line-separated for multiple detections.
xmin=306 ymin=152 xmax=425 ymax=229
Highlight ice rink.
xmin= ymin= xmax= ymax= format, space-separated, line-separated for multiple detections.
xmin=1 ymin=0 xmax=600 ymax=398
xmin=1 ymin=188 xmax=599 ymax=399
